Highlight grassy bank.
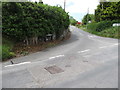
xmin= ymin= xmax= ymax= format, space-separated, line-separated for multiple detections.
xmin=2 ymin=38 xmax=15 ymax=60
xmin=77 ymin=21 xmax=120 ymax=39
xmin=2 ymin=32 xmax=71 ymax=61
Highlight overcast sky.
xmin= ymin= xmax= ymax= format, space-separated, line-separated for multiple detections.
xmin=34 ymin=0 xmax=99 ymax=22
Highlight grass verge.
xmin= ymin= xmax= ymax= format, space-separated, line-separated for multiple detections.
xmin=78 ymin=25 xmax=120 ymax=39
xmin=2 ymin=31 xmax=71 ymax=61
xmin=2 ymin=38 xmax=15 ymax=61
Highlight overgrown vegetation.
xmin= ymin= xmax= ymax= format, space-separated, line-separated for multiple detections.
xmin=97 ymin=26 xmax=120 ymax=39
xmin=77 ymin=20 xmax=120 ymax=39
xmin=95 ymin=2 xmax=120 ymax=22
xmin=2 ymin=2 xmax=70 ymax=45
xmin=87 ymin=20 xmax=120 ymax=32
xmin=82 ymin=14 xmax=95 ymax=25
xmin=2 ymin=2 xmax=70 ymax=60
xmin=2 ymin=38 xmax=15 ymax=60
xmin=77 ymin=2 xmax=120 ymax=39
xmin=69 ymin=16 xmax=77 ymax=26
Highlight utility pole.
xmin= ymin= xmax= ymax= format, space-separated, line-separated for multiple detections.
xmin=39 ymin=0 xmax=43 ymax=3
xmin=86 ymin=8 xmax=89 ymax=29
xmin=87 ymin=8 xmax=89 ymax=23
xmin=64 ymin=0 xmax=66 ymax=10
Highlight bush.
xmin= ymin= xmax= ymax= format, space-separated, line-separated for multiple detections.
xmin=87 ymin=22 xmax=98 ymax=31
xmin=2 ymin=2 xmax=70 ymax=44
xmin=98 ymin=26 xmax=120 ymax=39
xmin=2 ymin=45 xmax=15 ymax=60
xmin=95 ymin=21 xmax=113 ymax=32
xmin=87 ymin=20 xmax=120 ymax=32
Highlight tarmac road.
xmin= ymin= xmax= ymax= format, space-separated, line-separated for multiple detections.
xmin=2 ymin=26 xmax=118 ymax=88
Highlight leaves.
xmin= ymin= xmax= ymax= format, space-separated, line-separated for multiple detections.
xmin=2 ymin=2 xmax=70 ymax=42
xmin=95 ymin=2 xmax=120 ymax=22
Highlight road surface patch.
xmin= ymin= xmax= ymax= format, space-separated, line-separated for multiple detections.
xmin=65 ymin=65 xmax=71 ymax=67
xmin=44 ymin=65 xmax=64 ymax=74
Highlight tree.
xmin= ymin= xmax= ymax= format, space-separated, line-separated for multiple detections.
xmin=69 ymin=16 xmax=77 ymax=26
xmin=82 ymin=14 xmax=94 ymax=25
xmin=95 ymin=2 xmax=120 ymax=22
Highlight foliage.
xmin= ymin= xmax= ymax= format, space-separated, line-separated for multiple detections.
xmin=97 ymin=26 xmax=120 ymax=39
xmin=2 ymin=38 xmax=15 ymax=60
xmin=2 ymin=45 xmax=15 ymax=60
xmin=87 ymin=23 xmax=98 ymax=31
xmin=95 ymin=2 xmax=120 ymax=22
xmin=95 ymin=21 xmax=113 ymax=32
xmin=87 ymin=20 xmax=120 ymax=32
xmin=82 ymin=14 xmax=94 ymax=25
xmin=69 ymin=16 xmax=77 ymax=26
xmin=80 ymin=20 xmax=120 ymax=39
xmin=2 ymin=2 xmax=70 ymax=45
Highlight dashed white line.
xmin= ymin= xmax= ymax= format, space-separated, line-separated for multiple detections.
xmin=49 ymin=55 xmax=65 ymax=60
xmin=56 ymin=55 xmax=65 ymax=57
xmin=78 ymin=49 xmax=90 ymax=53
xmin=111 ymin=43 xmax=118 ymax=46
xmin=99 ymin=43 xmax=118 ymax=49
xmin=5 ymin=62 xmax=31 ymax=68
xmin=99 ymin=46 xmax=107 ymax=49
xmin=49 ymin=57 xmax=56 ymax=59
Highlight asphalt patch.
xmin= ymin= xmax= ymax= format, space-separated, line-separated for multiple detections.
xmin=45 ymin=65 xmax=64 ymax=74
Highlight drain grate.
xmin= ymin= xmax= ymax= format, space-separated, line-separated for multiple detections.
xmin=44 ymin=65 xmax=64 ymax=74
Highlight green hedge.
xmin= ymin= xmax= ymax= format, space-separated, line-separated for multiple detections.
xmin=2 ymin=45 xmax=15 ymax=60
xmin=87 ymin=20 xmax=120 ymax=32
xmin=97 ymin=26 xmax=120 ymax=39
xmin=2 ymin=2 xmax=70 ymax=43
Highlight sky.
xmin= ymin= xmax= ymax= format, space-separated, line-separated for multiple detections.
xmin=33 ymin=0 xmax=99 ymax=22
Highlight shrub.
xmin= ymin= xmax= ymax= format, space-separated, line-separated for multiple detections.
xmin=87 ymin=20 xmax=120 ymax=32
xmin=2 ymin=45 xmax=15 ymax=60
xmin=2 ymin=2 xmax=70 ymax=44
xmin=98 ymin=26 xmax=120 ymax=39
xmin=87 ymin=22 xmax=98 ymax=31
xmin=95 ymin=21 xmax=113 ymax=32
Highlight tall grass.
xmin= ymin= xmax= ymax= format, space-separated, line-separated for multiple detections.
xmin=2 ymin=38 xmax=15 ymax=61
xmin=97 ymin=26 xmax=120 ymax=39
xmin=77 ymin=20 xmax=120 ymax=39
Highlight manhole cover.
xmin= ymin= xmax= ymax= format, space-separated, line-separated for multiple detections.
xmin=44 ymin=65 xmax=64 ymax=74
xmin=65 ymin=65 xmax=71 ymax=67
xmin=83 ymin=60 xmax=88 ymax=62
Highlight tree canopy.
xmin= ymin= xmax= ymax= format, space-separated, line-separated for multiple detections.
xmin=82 ymin=14 xmax=94 ymax=25
xmin=69 ymin=16 xmax=78 ymax=26
xmin=95 ymin=2 xmax=120 ymax=22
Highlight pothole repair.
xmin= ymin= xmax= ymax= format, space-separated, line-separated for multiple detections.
xmin=44 ymin=65 xmax=64 ymax=74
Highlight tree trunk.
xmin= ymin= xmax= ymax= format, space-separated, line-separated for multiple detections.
xmin=25 ymin=37 xmax=29 ymax=45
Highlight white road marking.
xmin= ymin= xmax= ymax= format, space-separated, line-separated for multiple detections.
xmin=111 ymin=43 xmax=118 ymax=46
xmin=99 ymin=46 xmax=107 ymax=49
xmin=5 ymin=62 xmax=31 ymax=67
xmin=56 ymin=55 xmax=65 ymax=57
xmin=49 ymin=57 xmax=56 ymax=59
xmin=49 ymin=55 xmax=65 ymax=60
xmin=78 ymin=49 xmax=90 ymax=53
xmin=99 ymin=43 xmax=118 ymax=49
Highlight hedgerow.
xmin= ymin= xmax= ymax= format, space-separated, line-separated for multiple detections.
xmin=2 ymin=2 xmax=70 ymax=45
xmin=87 ymin=20 xmax=120 ymax=32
